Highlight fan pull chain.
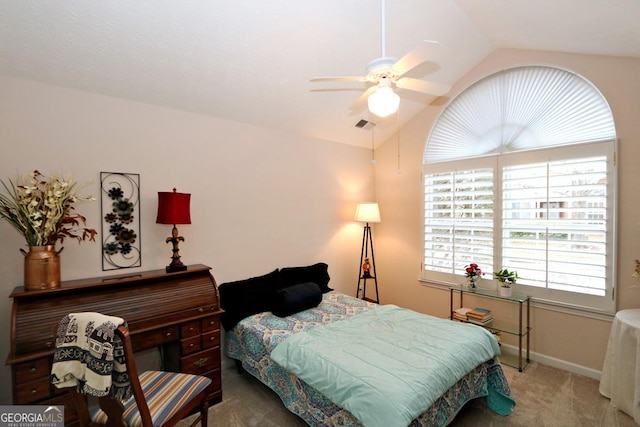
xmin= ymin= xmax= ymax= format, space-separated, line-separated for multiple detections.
xmin=371 ymin=124 xmax=376 ymax=165
xmin=396 ymin=108 xmax=402 ymax=174
xmin=397 ymin=131 xmax=401 ymax=174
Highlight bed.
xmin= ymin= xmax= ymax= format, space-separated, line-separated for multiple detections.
xmin=220 ymin=264 xmax=515 ymax=427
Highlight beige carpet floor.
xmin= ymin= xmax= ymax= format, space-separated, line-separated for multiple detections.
xmin=179 ymin=361 xmax=637 ymax=427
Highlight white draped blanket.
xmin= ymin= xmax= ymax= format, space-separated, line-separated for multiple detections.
xmin=50 ymin=312 xmax=130 ymax=399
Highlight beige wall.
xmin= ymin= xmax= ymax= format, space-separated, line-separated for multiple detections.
xmin=0 ymin=75 xmax=374 ymax=404
xmin=374 ymin=48 xmax=640 ymax=375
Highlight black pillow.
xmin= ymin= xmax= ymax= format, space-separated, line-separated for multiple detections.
xmin=279 ymin=262 xmax=333 ymax=293
xmin=272 ymin=282 xmax=322 ymax=317
xmin=219 ymin=269 xmax=280 ymax=331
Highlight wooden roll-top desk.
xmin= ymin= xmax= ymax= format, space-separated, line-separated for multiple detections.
xmin=6 ymin=264 xmax=223 ymax=426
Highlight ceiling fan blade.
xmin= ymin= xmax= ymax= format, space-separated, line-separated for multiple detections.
xmin=311 ymin=76 xmax=367 ymax=83
xmin=349 ymin=86 xmax=377 ymax=112
xmin=390 ymin=40 xmax=442 ymax=78
xmin=396 ymin=77 xmax=451 ymax=96
xmin=310 ymin=88 xmax=366 ymax=93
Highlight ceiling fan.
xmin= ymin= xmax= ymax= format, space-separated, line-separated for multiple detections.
xmin=311 ymin=0 xmax=451 ymax=118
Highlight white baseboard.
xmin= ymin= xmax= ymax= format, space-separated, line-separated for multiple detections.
xmin=500 ymin=343 xmax=602 ymax=380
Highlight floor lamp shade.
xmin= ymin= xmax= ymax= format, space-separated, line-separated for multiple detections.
xmin=157 ymin=188 xmax=191 ymax=273
xmin=354 ymin=202 xmax=381 ymax=223
xmin=156 ymin=190 xmax=191 ymax=225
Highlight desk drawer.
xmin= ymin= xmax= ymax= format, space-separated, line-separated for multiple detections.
xmin=202 ymin=330 xmax=220 ymax=348
xmin=202 ymin=317 xmax=219 ymax=332
xmin=132 ymin=326 xmax=179 ymax=352
xmin=181 ymin=347 xmax=220 ymax=376
xmin=181 ymin=335 xmax=201 ymax=355
xmin=14 ymin=358 xmax=50 ymax=384
xmin=181 ymin=320 xmax=201 ymax=338
xmin=15 ymin=377 xmax=51 ymax=403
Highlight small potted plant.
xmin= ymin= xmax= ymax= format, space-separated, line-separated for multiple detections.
xmin=494 ymin=268 xmax=518 ymax=296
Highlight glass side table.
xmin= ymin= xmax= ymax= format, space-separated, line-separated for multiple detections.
xmin=450 ymin=285 xmax=531 ymax=372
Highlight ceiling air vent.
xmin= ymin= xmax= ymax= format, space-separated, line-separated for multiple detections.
xmin=355 ymin=119 xmax=376 ymax=130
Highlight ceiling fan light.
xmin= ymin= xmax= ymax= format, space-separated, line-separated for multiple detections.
xmin=368 ymin=86 xmax=400 ymax=117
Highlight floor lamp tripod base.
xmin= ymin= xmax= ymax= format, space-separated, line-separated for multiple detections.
xmin=356 ymin=223 xmax=379 ymax=304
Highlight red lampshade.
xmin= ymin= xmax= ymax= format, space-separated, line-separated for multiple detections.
xmin=156 ymin=189 xmax=191 ymax=225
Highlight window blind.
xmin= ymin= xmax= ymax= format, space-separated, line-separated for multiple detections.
xmin=424 ymin=66 xmax=616 ymax=164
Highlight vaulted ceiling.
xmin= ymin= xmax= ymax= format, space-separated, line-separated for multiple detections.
xmin=1 ymin=1 xmax=639 ymax=148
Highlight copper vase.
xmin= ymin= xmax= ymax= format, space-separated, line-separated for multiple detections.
xmin=20 ymin=245 xmax=62 ymax=290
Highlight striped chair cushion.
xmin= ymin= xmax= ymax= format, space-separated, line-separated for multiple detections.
xmin=92 ymin=371 xmax=211 ymax=426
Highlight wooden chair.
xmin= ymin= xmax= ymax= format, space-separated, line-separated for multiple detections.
xmin=58 ymin=323 xmax=211 ymax=427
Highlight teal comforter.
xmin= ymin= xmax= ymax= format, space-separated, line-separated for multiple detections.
xmin=271 ymin=304 xmax=510 ymax=427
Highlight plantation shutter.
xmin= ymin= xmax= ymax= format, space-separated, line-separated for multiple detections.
xmin=424 ymin=167 xmax=494 ymax=277
xmin=501 ymin=150 xmax=609 ymax=296
xmin=422 ymin=65 xmax=617 ymax=312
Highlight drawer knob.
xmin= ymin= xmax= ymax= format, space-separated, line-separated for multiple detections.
xmin=199 ymin=307 xmax=204 ymax=313
xmin=31 ymin=389 xmax=38 ymax=395
xmin=189 ymin=343 xmax=194 ymax=348
xmin=30 ymin=367 xmax=37 ymax=373
xmin=189 ymin=327 xmax=194 ymax=332
xmin=194 ymin=357 xmax=209 ymax=368
xmin=166 ymin=332 xmax=172 ymax=337
xmin=209 ymin=337 xmax=215 ymax=342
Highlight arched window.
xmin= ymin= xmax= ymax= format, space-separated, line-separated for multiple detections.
xmin=422 ymin=65 xmax=617 ymax=314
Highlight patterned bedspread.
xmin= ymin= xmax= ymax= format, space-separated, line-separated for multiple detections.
xmin=225 ymin=291 xmax=513 ymax=426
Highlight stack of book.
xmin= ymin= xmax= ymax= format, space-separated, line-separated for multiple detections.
xmin=452 ymin=307 xmax=472 ymax=322
xmin=466 ymin=307 xmax=493 ymax=325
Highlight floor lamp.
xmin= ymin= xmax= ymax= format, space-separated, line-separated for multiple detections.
xmin=355 ymin=202 xmax=380 ymax=303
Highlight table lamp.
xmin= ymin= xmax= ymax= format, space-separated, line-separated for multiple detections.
xmin=156 ymin=188 xmax=191 ymax=273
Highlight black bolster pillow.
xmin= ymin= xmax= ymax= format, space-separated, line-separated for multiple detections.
xmin=272 ymin=282 xmax=322 ymax=317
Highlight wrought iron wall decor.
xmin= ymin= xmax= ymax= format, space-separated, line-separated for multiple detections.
xmin=100 ymin=172 xmax=141 ymax=270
